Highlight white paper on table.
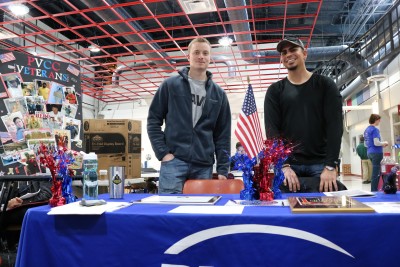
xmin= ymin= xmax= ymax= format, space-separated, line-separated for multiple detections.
xmin=135 ymin=195 xmax=221 ymax=205
xmin=324 ymin=189 xmax=376 ymax=197
xmin=168 ymin=205 xmax=244 ymax=214
xmin=226 ymin=199 xmax=289 ymax=207
xmin=364 ymin=202 xmax=400 ymax=213
xmin=47 ymin=201 xmax=132 ymax=215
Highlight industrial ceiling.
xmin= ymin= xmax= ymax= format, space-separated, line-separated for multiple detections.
xmin=0 ymin=0 xmax=395 ymax=103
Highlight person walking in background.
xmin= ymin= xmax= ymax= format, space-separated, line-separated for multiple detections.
xmin=356 ymin=135 xmax=372 ymax=184
xmin=264 ymin=36 xmax=343 ymax=193
xmin=147 ymin=37 xmax=231 ymax=194
xmin=364 ymin=114 xmax=389 ymax=191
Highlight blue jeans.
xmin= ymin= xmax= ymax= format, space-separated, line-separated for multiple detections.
xmin=368 ymin=153 xmax=383 ymax=191
xmin=280 ymin=164 xmax=325 ymax=192
xmin=291 ymin=164 xmax=325 ymax=177
xmin=158 ymin=157 xmax=213 ymax=194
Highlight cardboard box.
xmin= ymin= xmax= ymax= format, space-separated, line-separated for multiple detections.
xmin=83 ymin=119 xmax=141 ymax=179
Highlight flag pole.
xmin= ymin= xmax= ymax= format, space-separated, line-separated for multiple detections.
xmin=247 ymin=75 xmax=250 ymax=84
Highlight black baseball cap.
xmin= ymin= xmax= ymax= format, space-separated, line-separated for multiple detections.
xmin=276 ymin=37 xmax=305 ymax=53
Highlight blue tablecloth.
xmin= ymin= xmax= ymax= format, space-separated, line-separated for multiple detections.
xmin=15 ymin=193 xmax=400 ymax=267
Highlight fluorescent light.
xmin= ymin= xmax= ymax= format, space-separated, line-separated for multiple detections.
xmin=89 ymin=45 xmax=100 ymax=52
xmin=8 ymin=3 xmax=29 ymax=16
xmin=218 ymin=37 xmax=233 ymax=47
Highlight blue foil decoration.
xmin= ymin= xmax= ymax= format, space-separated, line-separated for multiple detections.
xmin=272 ymin=159 xmax=286 ymax=199
xmin=230 ymin=152 xmax=257 ymax=200
xmin=56 ymin=150 xmax=76 ymax=204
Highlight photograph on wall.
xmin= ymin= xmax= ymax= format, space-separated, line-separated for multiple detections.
xmin=26 ymin=96 xmax=46 ymax=114
xmin=48 ymin=82 xmax=65 ymax=104
xmin=46 ymin=103 xmax=63 ymax=119
xmin=27 ymin=138 xmax=56 ymax=156
xmin=1 ymin=72 xmax=23 ymax=98
xmin=62 ymin=103 xmax=78 ymax=118
xmin=24 ymin=115 xmax=44 ymax=130
xmin=1 ymin=117 xmax=17 ymax=142
xmin=1 ymin=141 xmax=28 ymax=166
xmin=24 ymin=129 xmax=52 ymax=140
xmin=1 ymin=152 xmax=21 ymax=167
xmin=63 ymin=117 xmax=80 ymax=141
xmin=21 ymin=82 xmax=36 ymax=96
xmin=63 ymin=86 xmax=78 ymax=105
xmin=54 ymin=129 xmax=71 ymax=149
xmin=68 ymin=151 xmax=83 ymax=169
xmin=4 ymin=97 xmax=28 ymax=114
xmin=20 ymin=149 xmax=41 ymax=175
xmin=41 ymin=112 xmax=63 ymax=132
xmin=0 ymin=131 xmax=14 ymax=145
xmin=35 ymin=79 xmax=52 ymax=101
xmin=1 ymin=112 xmax=25 ymax=141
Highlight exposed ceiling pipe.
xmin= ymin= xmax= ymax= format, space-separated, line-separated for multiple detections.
xmin=83 ymin=0 xmax=237 ymax=86
xmin=223 ymin=0 xmax=398 ymax=100
xmin=339 ymin=76 xmax=369 ymax=99
xmin=112 ymin=55 xmax=237 ymax=85
xmin=332 ymin=64 xmax=358 ymax=88
xmin=341 ymin=29 xmax=400 ymax=99
xmin=80 ymin=0 xmax=176 ymax=70
xmin=224 ymin=0 xmax=371 ymax=81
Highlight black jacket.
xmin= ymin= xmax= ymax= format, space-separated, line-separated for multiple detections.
xmin=147 ymin=67 xmax=231 ymax=175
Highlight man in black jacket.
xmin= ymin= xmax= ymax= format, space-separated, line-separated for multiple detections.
xmin=1 ymin=180 xmax=52 ymax=250
xmin=264 ymin=36 xmax=343 ymax=192
xmin=147 ymin=37 xmax=231 ymax=194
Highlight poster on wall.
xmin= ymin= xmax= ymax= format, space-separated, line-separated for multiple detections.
xmin=0 ymin=49 xmax=83 ymax=176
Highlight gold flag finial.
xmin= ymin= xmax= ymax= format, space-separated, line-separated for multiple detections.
xmin=247 ymin=76 xmax=250 ymax=84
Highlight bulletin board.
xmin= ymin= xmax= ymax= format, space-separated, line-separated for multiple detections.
xmin=0 ymin=49 xmax=83 ymax=175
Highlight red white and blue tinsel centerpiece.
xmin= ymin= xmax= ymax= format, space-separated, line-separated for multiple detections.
xmin=37 ymin=142 xmax=76 ymax=207
xmin=232 ymin=138 xmax=293 ymax=201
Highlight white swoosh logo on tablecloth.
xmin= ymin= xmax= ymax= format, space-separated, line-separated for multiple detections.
xmin=164 ymin=224 xmax=354 ymax=258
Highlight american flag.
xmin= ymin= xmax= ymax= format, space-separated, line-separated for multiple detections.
xmin=234 ymin=84 xmax=264 ymax=159
xmin=0 ymin=52 xmax=15 ymax=63
xmin=67 ymin=64 xmax=80 ymax=76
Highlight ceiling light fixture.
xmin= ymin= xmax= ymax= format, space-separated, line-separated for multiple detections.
xmin=8 ymin=3 xmax=29 ymax=16
xmin=218 ymin=36 xmax=233 ymax=47
xmin=89 ymin=45 xmax=100 ymax=53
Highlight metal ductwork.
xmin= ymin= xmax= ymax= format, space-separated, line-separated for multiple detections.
xmin=224 ymin=0 xmax=400 ymax=101
xmin=331 ymin=65 xmax=358 ymax=89
xmin=112 ymin=56 xmax=237 ymax=85
xmin=341 ymin=28 xmax=400 ymax=99
xmin=84 ymin=0 xmax=238 ymax=86
xmin=224 ymin=0 xmax=371 ymax=81
xmin=81 ymin=0 xmax=175 ymax=70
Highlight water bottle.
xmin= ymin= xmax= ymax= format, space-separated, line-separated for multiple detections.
xmin=381 ymin=152 xmax=396 ymax=174
xmin=83 ymin=152 xmax=98 ymax=200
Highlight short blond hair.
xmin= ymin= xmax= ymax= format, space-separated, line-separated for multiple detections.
xmin=188 ymin=37 xmax=211 ymax=53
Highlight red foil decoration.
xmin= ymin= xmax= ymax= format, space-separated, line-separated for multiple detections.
xmin=259 ymin=172 xmax=274 ymax=201
xmin=37 ymin=143 xmax=65 ymax=207
xmin=255 ymin=138 xmax=294 ymax=200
